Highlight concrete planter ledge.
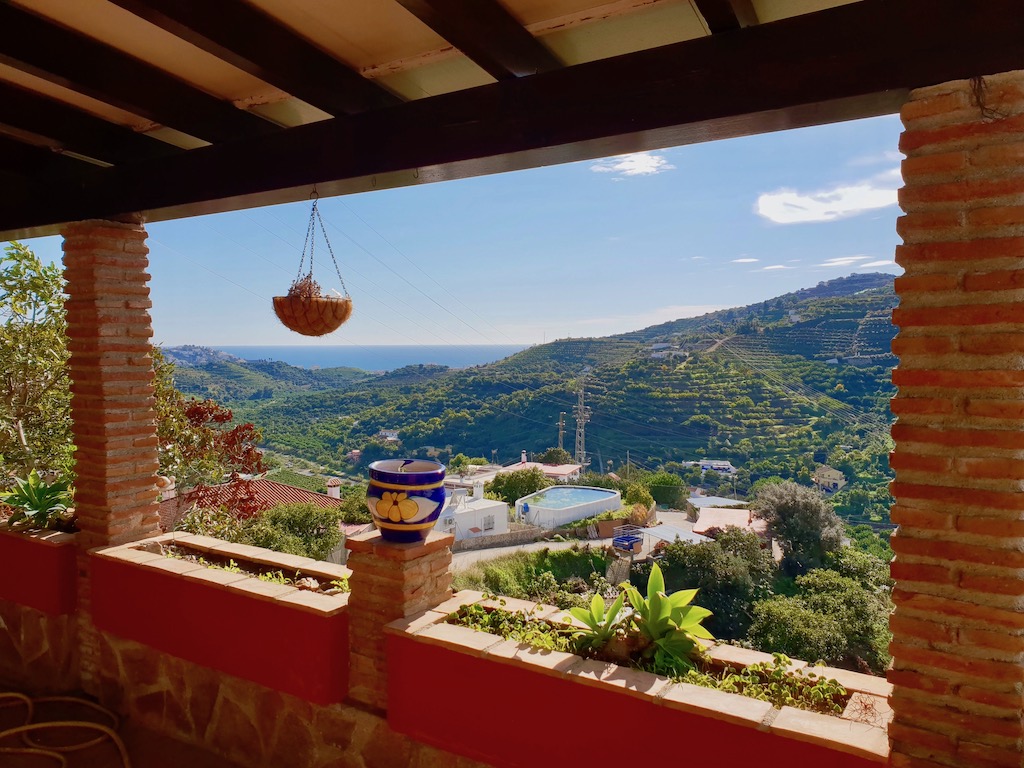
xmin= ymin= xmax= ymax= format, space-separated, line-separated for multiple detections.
xmin=91 ymin=533 xmax=351 ymax=704
xmin=385 ymin=590 xmax=890 ymax=768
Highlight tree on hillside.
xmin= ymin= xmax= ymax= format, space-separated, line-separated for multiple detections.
xmin=748 ymin=569 xmax=891 ymax=674
xmin=643 ymin=470 xmax=686 ymax=508
xmin=654 ymin=528 xmax=776 ymax=639
xmin=537 ymin=447 xmax=573 ymax=465
xmin=0 ymin=243 xmax=72 ymax=477
xmin=447 ymin=453 xmax=471 ymax=477
xmin=753 ymin=481 xmax=842 ymax=575
xmin=486 ymin=467 xmax=552 ymax=505
xmin=624 ymin=483 xmax=654 ymax=509
xmin=154 ymin=349 xmax=265 ymax=493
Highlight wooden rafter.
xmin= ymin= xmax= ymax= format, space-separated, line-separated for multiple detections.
xmin=3 ymin=0 xmax=1024 ymax=238
xmin=394 ymin=0 xmax=562 ymax=80
xmin=0 ymin=81 xmax=180 ymax=165
xmin=0 ymin=3 xmax=275 ymax=144
xmin=106 ymin=0 xmax=401 ymax=116
xmin=694 ymin=0 xmax=758 ymax=33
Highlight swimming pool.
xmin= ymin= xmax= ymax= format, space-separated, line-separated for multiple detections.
xmin=515 ymin=485 xmax=621 ymax=529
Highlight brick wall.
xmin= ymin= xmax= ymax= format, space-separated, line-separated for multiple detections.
xmin=62 ymin=215 xmax=160 ymax=694
xmin=890 ymin=71 xmax=1024 ymax=768
xmin=345 ymin=531 xmax=454 ymax=711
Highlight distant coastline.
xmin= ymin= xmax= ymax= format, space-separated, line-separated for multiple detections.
xmin=211 ymin=345 xmax=528 ymax=372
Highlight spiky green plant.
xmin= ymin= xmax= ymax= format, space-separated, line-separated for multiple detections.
xmin=1 ymin=470 xmax=73 ymax=530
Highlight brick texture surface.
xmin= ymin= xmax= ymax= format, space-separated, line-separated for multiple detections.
xmin=62 ymin=217 xmax=160 ymax=695
xmin=891 ymin=71 xmax=1024 ymax=768
xmin=345 ymin=530 xmax=454 ymax=711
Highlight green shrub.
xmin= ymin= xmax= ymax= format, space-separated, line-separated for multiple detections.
xmin=241 ymin=503 xmax=343 ymax=561
xmin=176 ymin=502 xmax=343 ymax=561
xmin=624 ymin=483 xmax=654 ymax=508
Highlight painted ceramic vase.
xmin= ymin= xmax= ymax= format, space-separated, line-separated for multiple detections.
xmin=366 ymin=459 xmax=448 ymax=543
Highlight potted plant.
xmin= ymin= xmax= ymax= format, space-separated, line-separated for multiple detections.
xmin=0 ymin=470 xmax=77 ymax=615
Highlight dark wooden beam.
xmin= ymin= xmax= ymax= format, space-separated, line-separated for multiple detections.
xmin=0 ymin=134 xmax=103 ymax=185
xmin=106 ymin=0 xmax=400 ymax=115
xmin=4 ymin=0 xmax=1024 ymax=239
xmin=394 ymin=0 xmax=562 ymax=79
xmin=0 ymin=81 xmax=181 ymax=165
xmin=695 ymin=0 xmax=759 ymax=33
xmin=0 ymin=3 xmax=275 ymax=144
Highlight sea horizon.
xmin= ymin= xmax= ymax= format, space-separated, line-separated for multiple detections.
xmin=211 ymin=344 xmax=529 ymax=372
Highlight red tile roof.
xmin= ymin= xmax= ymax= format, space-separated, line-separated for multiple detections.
xmin=159 ymin=478 xmax=342 ymax=531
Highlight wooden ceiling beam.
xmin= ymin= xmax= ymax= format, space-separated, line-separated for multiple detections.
xmin=694 ymin=0 xmax=758 ymax=33
xmin=0 ymin=81 xmax=181 ymax=165
xmin=394 ymin=0 xmax=562 ymax=80
xmin=0 ymin=134 xmax=103 ymax=184
xmin=107 ymin=0 xmax=401 ymax=115
xmin=0 ymin=3 xmax=276 ymax=144
xmin=4 ymin=0 xmax=1024 ymax=239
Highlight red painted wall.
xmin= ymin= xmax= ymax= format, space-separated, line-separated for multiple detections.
xmin=388 ymin=636 xmax=880 ymax=768
xmin=91 ymin=556 xmax=348 ymax=705
xmin=0 ymin=532 xmax=76 ymax=615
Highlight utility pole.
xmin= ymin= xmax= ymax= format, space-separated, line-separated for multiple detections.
xmin=626 ymin=449 xmax=631 ymax=480
xmin=573 ymin=381 xmax=591 ymax=467
xmin=557 ymin=412 xmax=566 ymax=452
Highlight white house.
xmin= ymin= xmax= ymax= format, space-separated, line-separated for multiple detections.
xmin=436 ymin=488 xmax=509 ymax=541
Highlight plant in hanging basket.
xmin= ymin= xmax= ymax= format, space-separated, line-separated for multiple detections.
xmin=273 ymin=275 xmax=353 ymax=337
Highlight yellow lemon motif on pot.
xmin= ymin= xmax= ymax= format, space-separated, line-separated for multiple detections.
xmin=376 ymin=491 xmax=419 ymax=523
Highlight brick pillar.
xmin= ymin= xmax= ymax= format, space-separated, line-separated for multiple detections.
xmin=61 ymin=216 xmax=160 ymax=695
xmin=345 ymin=531 xmax=454 ymax=711
xmin=890 ymin=71 xmax=1024 ymax=768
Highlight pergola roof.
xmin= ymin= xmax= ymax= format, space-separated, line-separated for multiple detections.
xmin=1 ymin=0 xmax=1023 ymax=239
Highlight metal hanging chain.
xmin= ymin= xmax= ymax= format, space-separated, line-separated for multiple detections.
xmin=296 ymin=196 xmax=318 ymax=282
xmin=312 ymin=199 xmax=350 ymax=298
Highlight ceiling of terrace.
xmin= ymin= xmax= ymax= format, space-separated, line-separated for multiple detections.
xmin=0 ymin=0 xmax=1023 ymax=239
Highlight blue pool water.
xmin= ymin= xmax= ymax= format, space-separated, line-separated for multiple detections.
xmin=524 ymin=486 xmax=618 ymax=510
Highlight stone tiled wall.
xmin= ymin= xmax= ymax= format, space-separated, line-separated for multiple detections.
xmin=890 ymin=70 xmax=1024 ymax=767
xmin=96 ymin=632 xmax=485 ymax=768
xmin=0 ymin=599 xmax=79 ymax=694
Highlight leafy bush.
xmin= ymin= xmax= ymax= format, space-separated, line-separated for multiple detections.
xmin=452 ymin=545 xmax=608 ymax=599
xmin=176 ymin=502 xmax=343 ymax=561
xmin=651 ymin=528 xmax=776 ymax=640
xmin=485 ymin=467 xmax=552 ymax=505
xmin=623 ymin=483 xmax=654 ymax=508
xmin=747 ymin=596 xmax=846 ymax=664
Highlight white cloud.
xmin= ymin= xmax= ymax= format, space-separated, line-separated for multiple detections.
xmin=731 ymin=258 xmax=759 ymax=263
xmin=755 ymin=168 xmax=900 ymax=224
xmin=690 ymin=256 xmax=707 ymax=261
xmin=761 ymin=265 xmax=792 ymax=271
xmin=591 ymin=152 xmax=676 ymax=178
xmin=818 ymin=255 xmax=872 ymax=268
xmin=860 ymin=260 xmax=898 ymax=268
xmin=848 ymin=150 xmax=902 ymax=167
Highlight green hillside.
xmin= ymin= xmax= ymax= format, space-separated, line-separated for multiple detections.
xmin=179 ymin=274 xmax=898 ymax=523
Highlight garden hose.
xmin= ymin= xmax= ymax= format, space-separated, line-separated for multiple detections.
xmin=0 ymin=692 xmax=130 ymax=767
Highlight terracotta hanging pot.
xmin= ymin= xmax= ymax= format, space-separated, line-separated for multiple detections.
xmin=273 ymin=195 xmax=353 ymax=336
xmin=273 ymin=275 xmax=353 ymax=336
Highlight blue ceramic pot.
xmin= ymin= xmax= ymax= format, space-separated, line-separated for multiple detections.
xmin=366 ymin=459 xmax=448 ymax=543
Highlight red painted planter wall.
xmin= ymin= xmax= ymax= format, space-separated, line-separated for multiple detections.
xmin=91 ymin=556 xmax=349 ymax=705
xmin=0 ymin=531 xmax=77 ymax=615
xmin=388 ymin=636 xmax=879 ymax=768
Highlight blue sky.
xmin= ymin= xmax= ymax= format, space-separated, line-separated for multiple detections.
xmin=19 ymin=114 xmax=904 ymax=347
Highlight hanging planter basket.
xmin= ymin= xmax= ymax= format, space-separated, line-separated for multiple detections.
xmin=273 ymin=194 xmax=353 ymax=336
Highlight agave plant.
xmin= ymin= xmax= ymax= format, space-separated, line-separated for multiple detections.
xmin=569 ymin=592 xmax=628 ymax=653
xmin=1 ymin=470 xmax=74 ymax=530
xmin=621 ymin=562 xmax=715 ymax=672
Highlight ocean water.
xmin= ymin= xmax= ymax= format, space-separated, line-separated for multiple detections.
xmin=214 ymin=345 xmax=528 ymax=372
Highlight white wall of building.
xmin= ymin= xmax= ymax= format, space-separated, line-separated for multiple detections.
xmin=437 ymin=496 xmax=509 ymax=541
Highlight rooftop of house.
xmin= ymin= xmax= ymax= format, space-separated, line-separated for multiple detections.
xmin=692 ymin=507 xmax=769 ymax=537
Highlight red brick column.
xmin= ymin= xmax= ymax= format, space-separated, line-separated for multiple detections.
xmin=345 ymin=531 xmax=454 ymax=711
xmin=61 ymin=216 xmax=160 ymax=694
xmin=890 ymin=71 xmax=1024 ymax=768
